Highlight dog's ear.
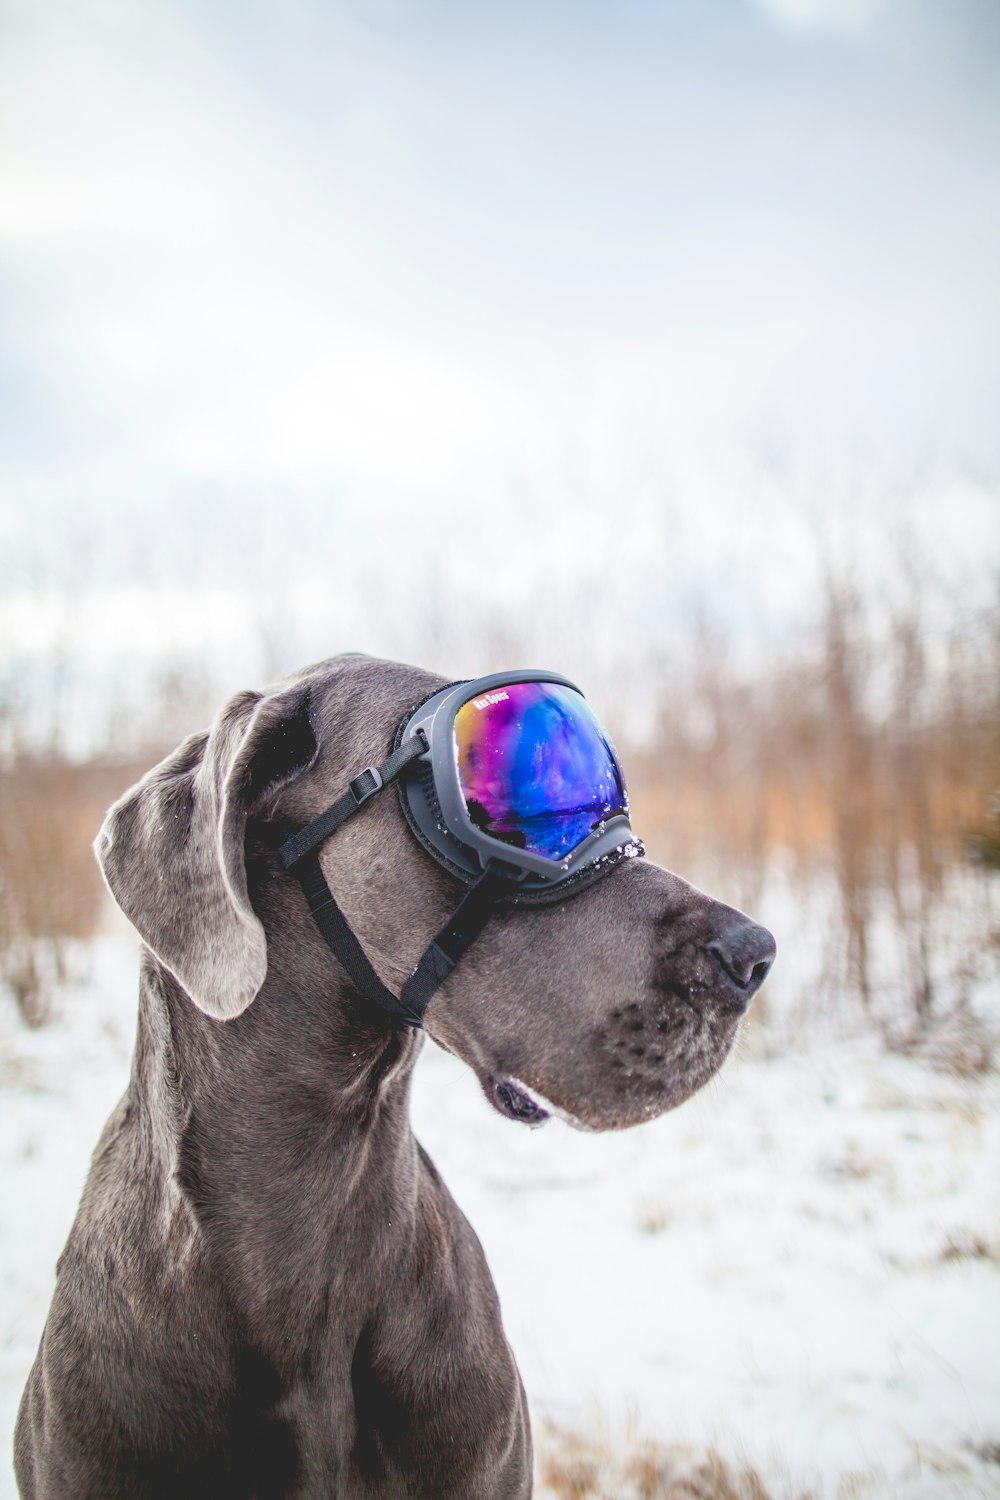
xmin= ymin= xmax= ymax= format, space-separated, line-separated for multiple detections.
xmin=95 ymin=683 xmax=318 ymax=1020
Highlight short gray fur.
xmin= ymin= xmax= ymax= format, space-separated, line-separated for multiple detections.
xmin=14 ymin=654 xmax=776 ymax=1499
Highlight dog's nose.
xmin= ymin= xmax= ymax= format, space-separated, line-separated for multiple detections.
xmin=706 ymin=916 xmax=776 ymax=1002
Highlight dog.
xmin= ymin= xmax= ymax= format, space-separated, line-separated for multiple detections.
xmin=15 ymin=654 xmax=775 ymax=1499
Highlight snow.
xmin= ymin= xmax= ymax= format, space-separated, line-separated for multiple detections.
xmin=2 ymin=931 xmax=999 ymax=1499
xmin=412 ymin=1029 xmax=1000 ymax=1498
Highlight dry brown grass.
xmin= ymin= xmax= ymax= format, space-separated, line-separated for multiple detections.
xmin=536 ymin=1422 xmax=812 ymax=1500
xmin=939 ymin=1230 xmax=998 ymax=1265
xmin=629 ymin=755 xmax=994 ymax=881
xmin=0 ymin=753 xmax=152 ymax=1021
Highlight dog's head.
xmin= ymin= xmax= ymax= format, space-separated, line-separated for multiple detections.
xmin=96 ymin=655 xmax=774 ymax=1131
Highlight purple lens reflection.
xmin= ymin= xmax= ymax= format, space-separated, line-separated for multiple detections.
xmin=452 ymin=682 xmax=628 ymax=861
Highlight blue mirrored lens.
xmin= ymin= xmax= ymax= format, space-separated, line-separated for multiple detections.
xmin=453 ymin=682 xmax=628 ymax=860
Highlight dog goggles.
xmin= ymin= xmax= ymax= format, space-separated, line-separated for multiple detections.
xmin=277 ymin=670 xmax=644 ymax=1028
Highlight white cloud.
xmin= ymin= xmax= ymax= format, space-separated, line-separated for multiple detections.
xmin=0 ymin=0 xmax=996 ymax=578
xmin=752 ymin=0 xmax=892 ymax=34
xmin=0 ymin=585 xmax=254 ymax=660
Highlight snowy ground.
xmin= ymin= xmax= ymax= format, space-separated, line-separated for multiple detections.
xmin=2 ymin=932 xmax=999 ymax=1500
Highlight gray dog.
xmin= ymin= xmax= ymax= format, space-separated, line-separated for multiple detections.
xmin=15 ymin=655 xmax=774 ymax=1499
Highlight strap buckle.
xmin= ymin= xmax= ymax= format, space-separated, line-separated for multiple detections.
xmin=349 ymin=765 xmax=384 ymax=806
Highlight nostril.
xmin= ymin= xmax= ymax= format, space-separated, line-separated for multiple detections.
xmin=707 ymin=921 xmax=776 ymax=996
xmin=707 ymin=941 xmax=751 ymax=988
xmin=750 ymin=958 xmax=772 ymax=990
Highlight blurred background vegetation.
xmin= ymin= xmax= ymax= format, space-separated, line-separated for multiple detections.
xmin=2 ymin=533 xmax=996 ymax=1041
xmin=1 ymin=0 xmax=997 ymax=1040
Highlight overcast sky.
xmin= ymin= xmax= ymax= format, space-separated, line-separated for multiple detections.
xmin=1 ymin=0 xmax=998 ymax=710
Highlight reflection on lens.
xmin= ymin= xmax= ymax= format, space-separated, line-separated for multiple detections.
xmin=453 ymin=681 xmax=628 ymax=860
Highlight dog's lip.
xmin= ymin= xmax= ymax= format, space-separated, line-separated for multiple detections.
xmin=488 ymin=1075 xmax=551 ymax=1127
xmin=486 ymin=1073 xmax=597 ymax=1131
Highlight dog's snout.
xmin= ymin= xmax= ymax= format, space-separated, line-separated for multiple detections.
xmin=706 ymin=916 xmax=776 ymax=1001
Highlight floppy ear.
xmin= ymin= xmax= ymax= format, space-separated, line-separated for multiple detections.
xmin=94 ymin=683 xmax=318 ymax=1019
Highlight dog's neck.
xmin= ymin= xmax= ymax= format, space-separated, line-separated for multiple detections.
xmin=133 ymin=944 xmax=425 ymax=1351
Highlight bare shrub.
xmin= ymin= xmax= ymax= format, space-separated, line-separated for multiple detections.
xmin=629 ymin=582 xmax=999 ymax=1033
xmin=895 ymin=1005 xmax=996 ymax=1078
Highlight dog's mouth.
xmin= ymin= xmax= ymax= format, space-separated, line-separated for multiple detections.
xmin=485 ymin=1073 xmax=595 ymax=1130
xmin=487 ymin=1075 xmax=552 ymax=1127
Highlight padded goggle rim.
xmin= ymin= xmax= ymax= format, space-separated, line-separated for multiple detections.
xmin=394 ymin=672 xmax=642 ymax=903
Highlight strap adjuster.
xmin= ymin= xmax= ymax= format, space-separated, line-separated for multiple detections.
xmin=349 ymin=765 xmax=384 ymax=805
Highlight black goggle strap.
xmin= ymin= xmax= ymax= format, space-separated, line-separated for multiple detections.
xmin=397 ymin=864 xmax=514 ymax=1016
xmin=291 ymin=850 xmax=420 ymax=1023
xmin=276 ymin=733 xmax=428 ymax=868
xmin=276 ymin=733 xmax=513 ymax=1028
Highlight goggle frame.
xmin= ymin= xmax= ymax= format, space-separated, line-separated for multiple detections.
xmin=397 ymin=670 xmax=638 ymax=894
